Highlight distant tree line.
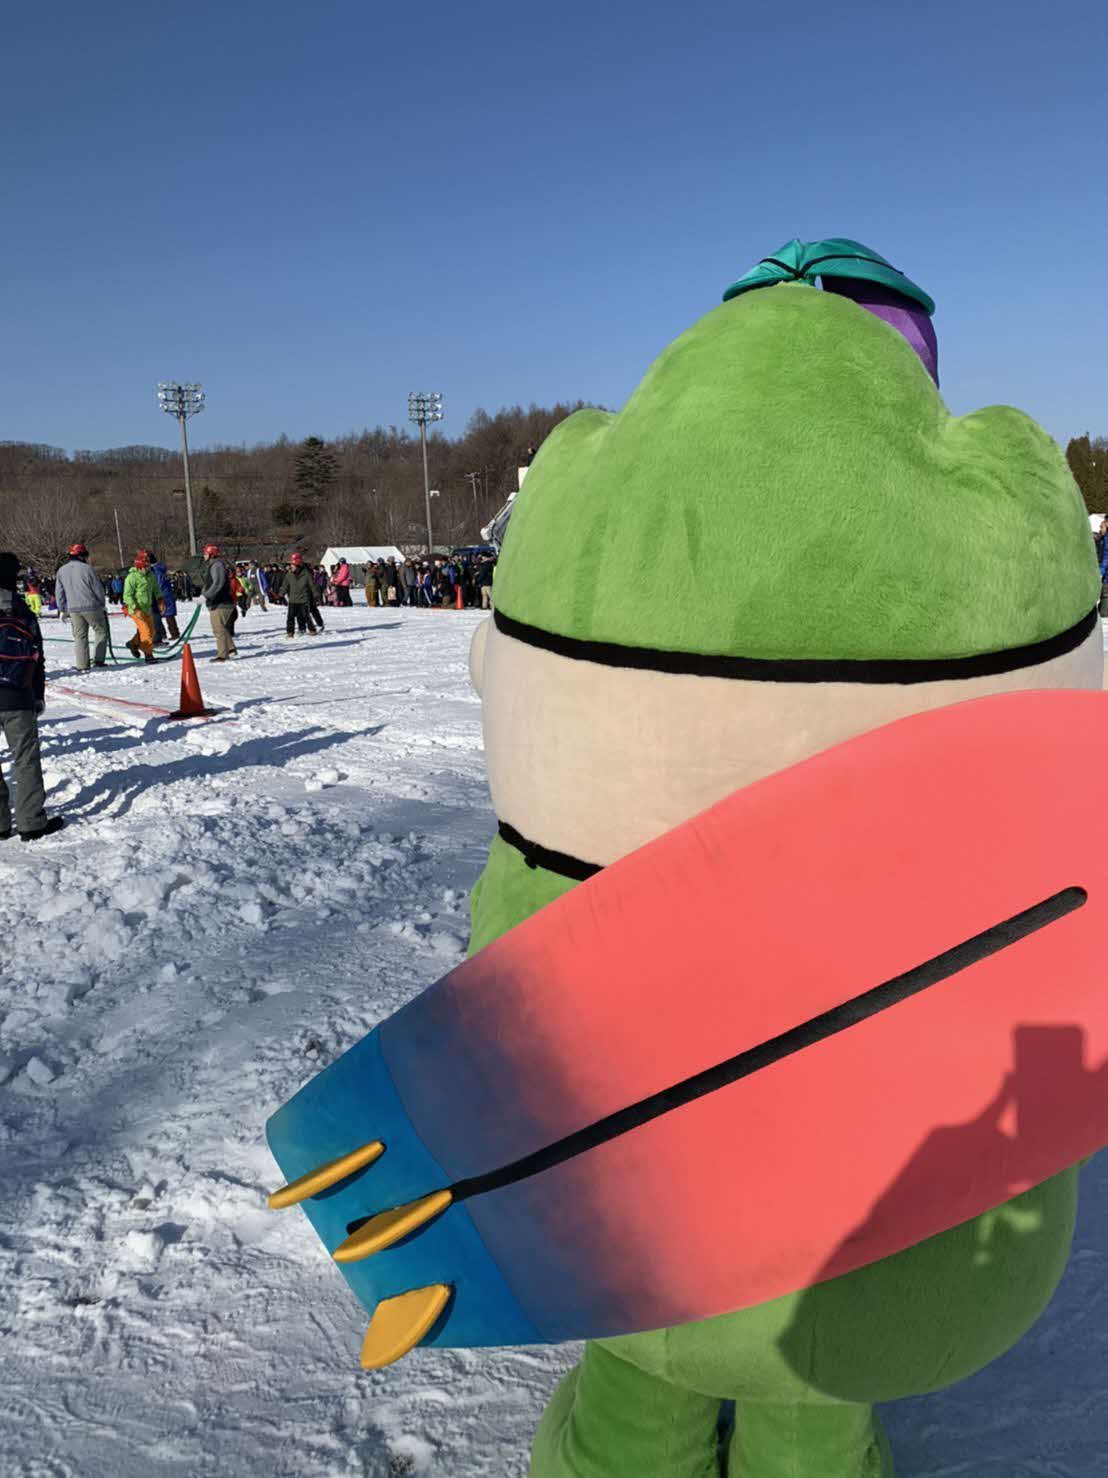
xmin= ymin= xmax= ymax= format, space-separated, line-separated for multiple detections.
xmin=0 ymin=401 xmax=597 ymax=570
xmin=4 ymin=415 xmax=1100 ymax=573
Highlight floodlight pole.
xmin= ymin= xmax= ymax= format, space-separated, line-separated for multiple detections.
xmin=178 ymin=414 xmax=198 ymax=558
xmin=419 ymin=421 xmax=433 ymax=554
xmin=408 ymin=391 xmax=444 ymax=556
xmin=156 ymin=381 xmax=205 ymax=557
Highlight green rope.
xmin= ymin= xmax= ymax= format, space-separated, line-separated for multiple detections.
xmin=44 ymin=602 xmax=204 ymax=663
xmin=105 ymin=601 xmax=204 ymax=663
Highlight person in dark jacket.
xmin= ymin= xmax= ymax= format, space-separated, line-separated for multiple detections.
xmin=383 ymin=558 xmax=401 ymax=606
xmin=0 ymin=552 xmax=64 ymax=841
xmin=149 ymin=552 xmax=180 ymax=640
xmin=283 ymin=553 xmax=318 ymax=637
xmin=476 ymin=554 xmax=496 ymax=609
xmin=306 ymin=578 xmax=325 ymax=633
xmin=402 ymin=559 xmax=418 ymax=605
xmin=201 ymin=543 xmax=238 ymax=662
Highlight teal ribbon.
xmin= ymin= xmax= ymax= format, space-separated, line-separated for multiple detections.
xmin=722 ymin=237 xmax=934 ymax=316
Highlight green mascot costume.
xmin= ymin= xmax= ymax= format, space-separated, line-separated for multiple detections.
xmin=466 ymin=239 xmax=1102 ymax=1477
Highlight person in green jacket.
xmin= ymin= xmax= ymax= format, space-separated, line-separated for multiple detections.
xmin=122 ymin=551 xmax=162 ymax=663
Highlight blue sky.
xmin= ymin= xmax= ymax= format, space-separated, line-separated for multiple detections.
xmin=3 ymin=0 xmax=1105 ymax=453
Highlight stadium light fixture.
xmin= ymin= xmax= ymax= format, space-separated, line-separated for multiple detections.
xmin=408 ymin=391 xmax=444 ymax=553
xmin=157 ymin=381 xmax=205 ymax=556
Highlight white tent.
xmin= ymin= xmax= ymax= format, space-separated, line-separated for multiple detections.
xmin=319 ymin=545 xmax=404 ymax=571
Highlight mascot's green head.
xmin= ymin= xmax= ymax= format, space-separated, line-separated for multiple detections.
xmin=471 ymin=239 xmax=1100 ymax=885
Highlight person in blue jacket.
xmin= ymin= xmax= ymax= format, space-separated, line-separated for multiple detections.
xmin=252 ymin=563 xmax=269 ymax=612
xmin=148 ymin=552 xmax=179 ymax=640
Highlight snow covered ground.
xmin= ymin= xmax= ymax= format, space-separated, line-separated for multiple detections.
xmin=1 ymin=603 xmax=1106 ymax=1477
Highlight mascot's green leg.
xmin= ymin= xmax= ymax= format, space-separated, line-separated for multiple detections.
xmin=530 ymin=1342 xmax=721 ymax=1478
xmin=729 ymin=1403 xmax=894 ymax=1478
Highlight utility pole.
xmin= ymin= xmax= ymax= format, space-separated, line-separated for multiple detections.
xmin=465 ymin=471 xmax=480 ymax=524
xmin=156 ymin=381 xmax=205 ymax=556
xmin=408 ymin=392 xmax=444 ymax=554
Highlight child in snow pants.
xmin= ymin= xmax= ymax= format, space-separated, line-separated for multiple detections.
xmin=128 ymin=610 xmax=156 ymax=659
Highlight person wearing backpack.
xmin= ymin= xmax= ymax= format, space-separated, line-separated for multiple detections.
xmin=0 ymin=552 xmax=64 ymax=842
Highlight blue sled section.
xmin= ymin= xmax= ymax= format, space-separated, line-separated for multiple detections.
xmin=265 ymin=1028 xmax=546 ymax=1349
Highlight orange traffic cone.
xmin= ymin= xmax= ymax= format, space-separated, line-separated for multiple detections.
xmin=169 ymin=643 xmax=216 ymax=719
xmin=455 ymin=583 xmax=464 ymax=611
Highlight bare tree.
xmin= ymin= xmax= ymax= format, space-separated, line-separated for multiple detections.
xmin=0 ymin=400 xmax=602 ymax=568
xmin=0 ymin=484 xmax=106 ymax=571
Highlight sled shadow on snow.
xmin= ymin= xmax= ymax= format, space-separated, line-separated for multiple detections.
xmin=774 ymin=1025 xmax=1108 ymax=1475
xmin=40 ymin=719 xmax=182 ymax=776
xmin=277 ymin=621 xmax=404 ymax=638
xmin=62 ymin=726 xmax=363 ymax=819
xmin=217 ymin=637 xmax=369 ymax=664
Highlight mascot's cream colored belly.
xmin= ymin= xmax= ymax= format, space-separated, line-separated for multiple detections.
xmin=473 ymin=617 xmax=1103 ymax=868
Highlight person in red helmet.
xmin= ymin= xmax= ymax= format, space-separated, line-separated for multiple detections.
xmin=54 ymin=543 xmax=109 ymax=671
xmin=136 ymin=548 xmax=166 ymax=645
xmin=199 ymin=542 xmax=238 ymax=661
xmin=283 ymin=551 xmax=316 ymax=637
xmin=121 ymin=550 xmax=162 ymax=663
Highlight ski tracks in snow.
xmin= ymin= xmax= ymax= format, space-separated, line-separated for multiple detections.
xmin=1 ymin=607 xmax=573 ymax=1477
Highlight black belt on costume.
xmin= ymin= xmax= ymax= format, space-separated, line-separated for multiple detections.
xmin=493 ymin=605 xmax=1099 ymax=686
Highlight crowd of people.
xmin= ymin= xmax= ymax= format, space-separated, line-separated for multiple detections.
xmin=190 ymin=550 xmax=498 ymax=651
xmin=0 ymin=541 xmax=502 ymax=684
xmin=106 ymin=567 xmax=195 ymax=605
xmin=360 ymin=554 xmax=496 ymax=609
xmin=193 ymin=548 xmax=499 ymax=656
xmin=235 ymin=553 xmax=498 ymax=611
xmin=0 ymin=539 xmax=501 ymax=843
xmin=18 ymin=549 xmax=499 ymax=625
